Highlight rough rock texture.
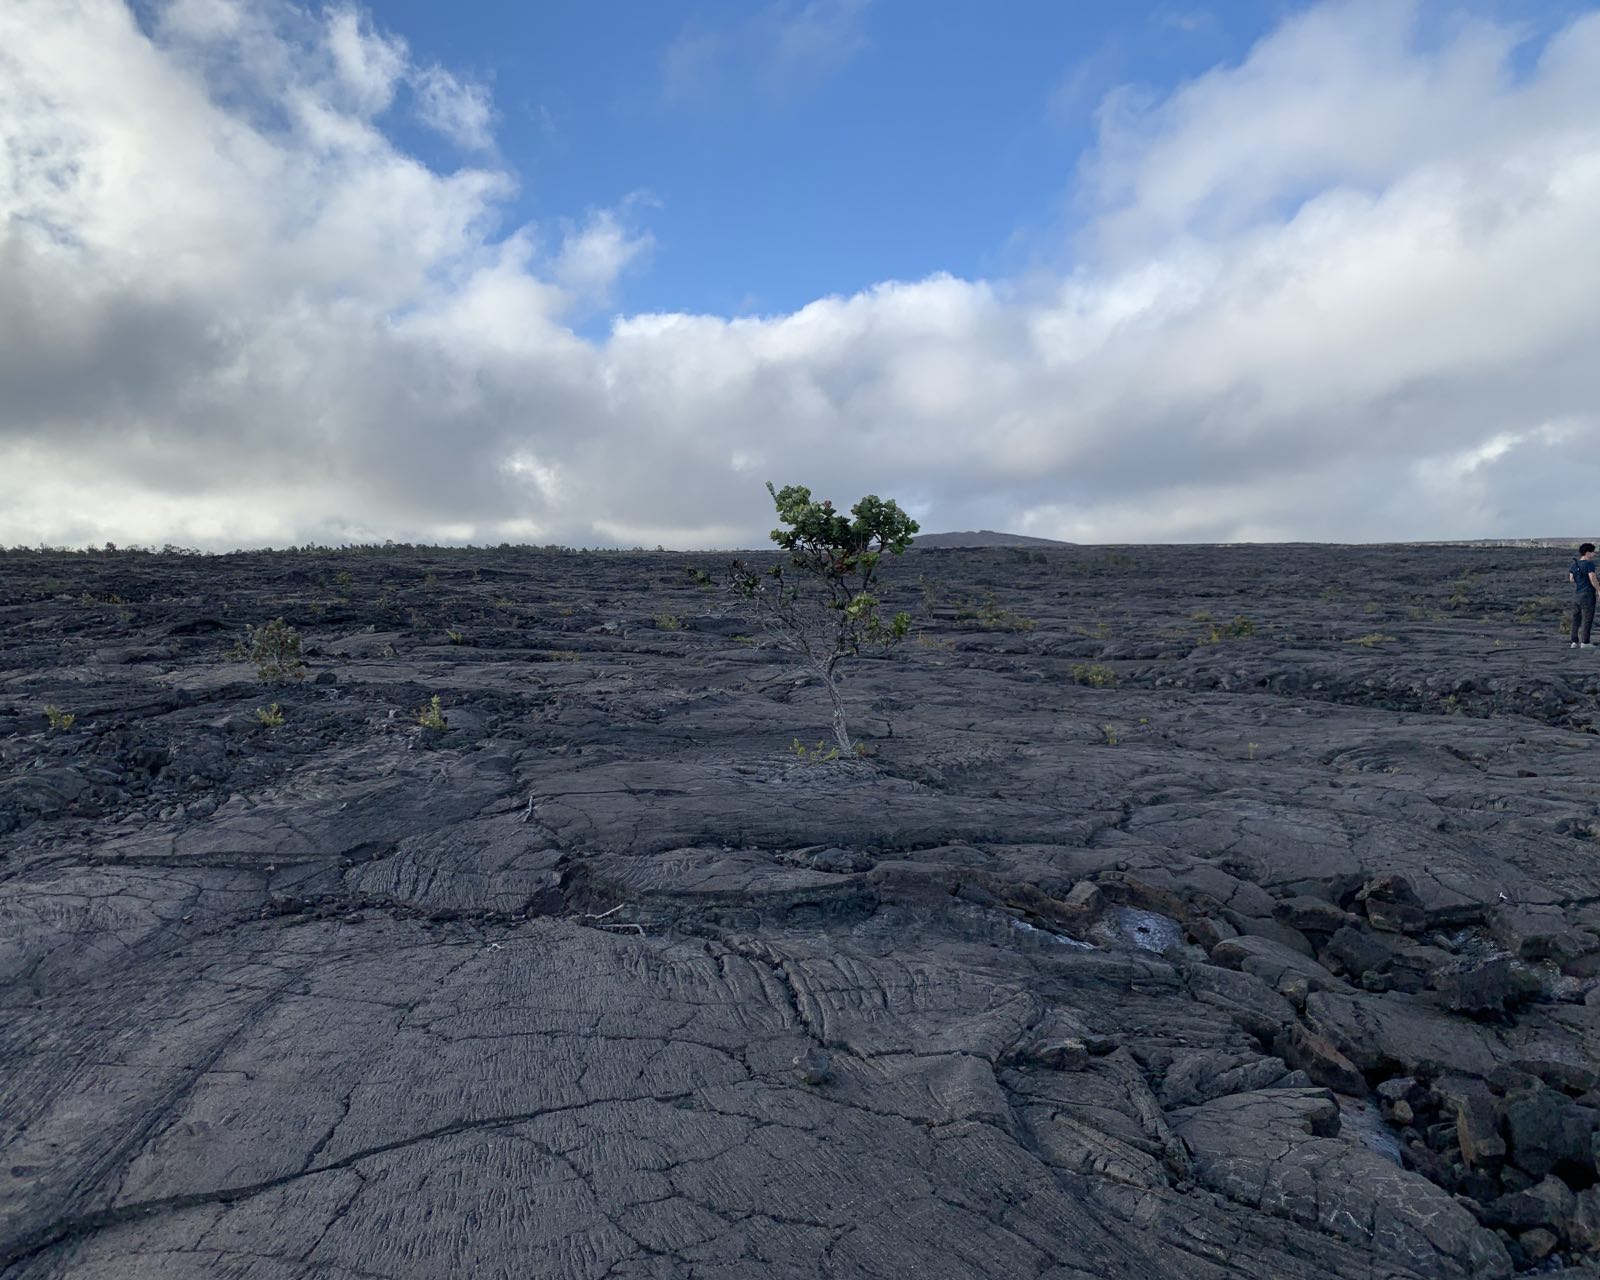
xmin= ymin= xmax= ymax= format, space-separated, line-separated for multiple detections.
xmin=2 ymin=542 xmax=1599 ymax=1278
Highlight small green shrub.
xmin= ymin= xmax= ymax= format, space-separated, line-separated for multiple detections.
xmin=1070 ymin=663 xmax=1117 ymax=688
xmin=44 ymin=704 xmax=76 ymax=732
xmin=654 ymin=613 xmax=682 ymax=631
xmin=1345 ymin=633 xmax=1394 ymax=648
xmin=1100 ymin=723 xmax=1118 ymax=747
xmin=255 ymin=703 xmax=285 ymax=729
xmin=230 ymin=618 xmax=305 ymax=682
xmin=416 ymin=695 xmax=447 ymax=731
xmin=446 ymin=628 xmax=466 ymax=645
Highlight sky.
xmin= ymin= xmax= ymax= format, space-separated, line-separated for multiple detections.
xmin=1 ymin=0 xmax=1598 ymax=549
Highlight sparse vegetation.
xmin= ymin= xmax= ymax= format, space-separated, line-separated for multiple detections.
xmin=416 ymin=695 xmax=447 ymax=731
xmin=1070 ymin=663 xmax=1117 ymax=688
xmin=446 ymin=628 xmax=466 ymax=645
xmin=230 ymin=617 xmax=305 ymax=682
xmin=1100 ymin=723 xmax=1119 ymax=747
xmin=255 ymin=702 xmax=285 ymax=729
xmin=1515 ymin=597 xmax=1557 ymax=625
xmin=1198 ymin=616 xmax=1256 ymax=644
xmin=954 ymin=591 xmax=1036 ymax=632
xmin=44 ymin=704 xmax=76 ymax=732
xmin=1345 ymin=633 xmax=1394 ymax=647
xmin=725 ymin=482 xmax=918 ymax=754
xmin=654 ymin=612 xmax=682 ymax=631
xmin=790 ymin=738 xmax=840 ymax=764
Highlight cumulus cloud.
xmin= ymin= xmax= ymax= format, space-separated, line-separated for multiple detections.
xmin=552 ymin=205 xmax=656 ymax=305
xmin=0 ymin=0 xmax=1598 ymax=549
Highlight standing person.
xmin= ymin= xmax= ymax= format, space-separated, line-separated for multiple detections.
xmin=1570 ymin=543 xmax=1599 ymax=648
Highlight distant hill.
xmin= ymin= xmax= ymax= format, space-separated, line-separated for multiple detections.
xmin=912 ymin=530 xmax=1075 ymax=549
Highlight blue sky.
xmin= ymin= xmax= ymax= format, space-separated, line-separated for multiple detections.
xmin=4 ymin=0 xmax=1600 ymax=547
xmin=363 ymin=0 xmax=1585 ymax=321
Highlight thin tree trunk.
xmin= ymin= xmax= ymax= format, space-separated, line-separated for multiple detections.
xmin=821 ymin=665 xmax=853 ymax=755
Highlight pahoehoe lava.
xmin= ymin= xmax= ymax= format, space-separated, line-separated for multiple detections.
xmin=2 ymin=542 xmax=1599 ymax=1279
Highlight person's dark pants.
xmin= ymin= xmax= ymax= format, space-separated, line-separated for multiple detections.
xmin=1573 ymin=593 xmax=1595 ymax=644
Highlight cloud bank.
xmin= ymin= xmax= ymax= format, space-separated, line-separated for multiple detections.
xmin=1 ymin=0 xmax=1598 ymax=548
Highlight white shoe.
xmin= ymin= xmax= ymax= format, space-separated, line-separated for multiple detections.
xmin=1573 ymin=642 xmax=1581 ymax=648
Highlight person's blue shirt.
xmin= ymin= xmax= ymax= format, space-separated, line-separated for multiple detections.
xmin=1571 ymin=558 xmax=1597 ymax=597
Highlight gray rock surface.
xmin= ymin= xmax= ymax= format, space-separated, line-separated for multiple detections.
xmin=3 ymin=542 xmax=1600 ymax=1277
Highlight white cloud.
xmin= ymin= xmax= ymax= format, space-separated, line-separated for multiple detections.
xmin=0 ymin=0 xmax=1598 ymax=550
xmin=411 ymin=62 xmax=494 ymax=150
xmin=663 ymin=0 xmax=872 ymax=106
xmin=324 ymin=5 xmax=406 ymax=117
xmin=552 ymin=206 xmax=655 ymax=305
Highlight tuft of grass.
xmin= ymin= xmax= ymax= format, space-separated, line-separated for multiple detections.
xmin=44 ymin=704 xmax=76 ymax=732
xmin=416 ymin=695 xmax=447 ymax=731
xmin=446 ymin=628 xmax=466 ymax=645
xmin=255 ymin=702 xmax=284 ymax=729
xmin=1514 ymin=597 xmax=1557 ymax=625
xmin=790 ymin=738 xmax=840 ymax=764
xmin=1199 ymin=616 xmax=1255 ymax=645
xmin=1099 ymin=723 xmax=1118 ymax=747
xmin=1070 ymin=663 xmax=1116 ymax=688
xmin=1345 ymin=633 xmax=1394 ymax=647
xmin=955 ymin=591 xmax=1036 ymax=632
xmin=654 ymin=613 xmax=682 ymax=631
xmin=334 ymin=571 xmax=354 ymax=590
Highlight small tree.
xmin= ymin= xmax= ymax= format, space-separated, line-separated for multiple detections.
xmin=729 ymin=482 xmax=918 ymax=754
